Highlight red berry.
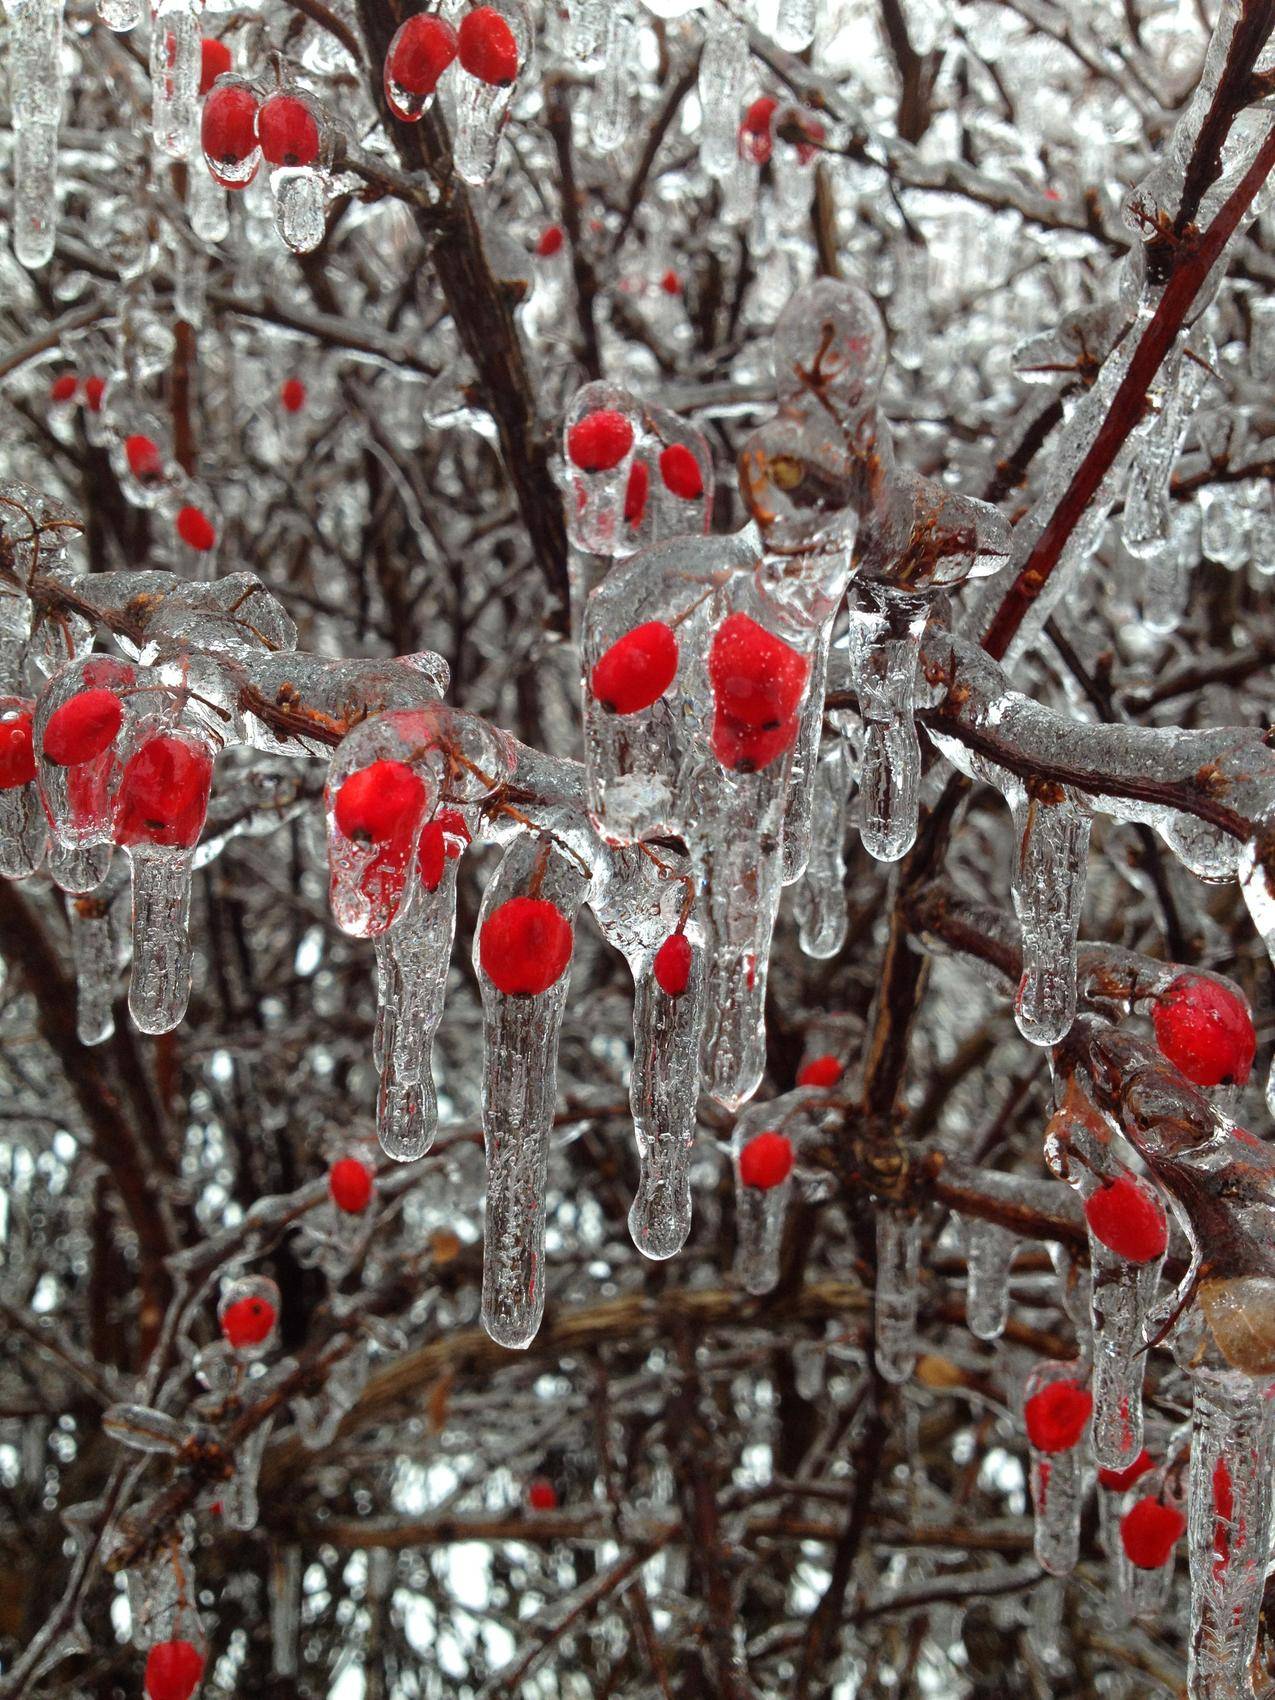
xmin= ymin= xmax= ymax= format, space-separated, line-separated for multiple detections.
xmin=125 ymin=434 xmax=164 ymax=482
xmin=176 ymin=505 xmax=216 ymax=552
xmin=0 ymin=713 xmax=36 ymax=789
xmin=1120 ymin=1497 xmax=1185 ymax=1569
xmin=385 ymin=12 xmax=458 ymax=106
xmin=1084 ymin=1174 xmax=1168 ymax=1264
xmin=49 ymin=373 xmax=77 ymax=404
xmin=457 ymin=6 xmax=519 ymax=84
xmin=708 ymin=612 xmax=809 ymax=730
xmin=658 ymin=444 xmax=703 ymax=501
xmin=536 ymin=224 xmax=564 ymax=257
xmin=417 ymin=810 xmax=468 ymax=891
xmin=144 ymin=1640 xmax=205 ymax=1700
xmin=1098 ymin=1448 xmax=1155 ymax=1493
xmin=280 ymin=377 xmax=307 ymax=413
xmin=660 ymin=269 xmax=681 ymax=296
xmin=567 ymin=409 xmax=634 ymax=473
xmin=334 ymin=761 xmax=427 ymax=846
xmin=84 ymin=375 xmax=106 ymax=412
xmin=1214 ymin=1455 xmax=1233 ymax=1519
xmin=739 ymin=1130 xmax=794 ymax=1190
xmin=220 ymin=1295 xmax=276 ymax=1349
xmin=526 ymin=1477 xmax=557 ymax=1511
xmin=42 ymin=688 xmax=123 ymax=767
xmin=329 ymin=1156 xmax=374 ymax=1214
xmin=201 ymin=83 xmax=259 ymax=178
xmin=1024 ymin=1380 xmax=1092 ymax=1453
xmin=1153 ymin=971 xmax=1255 ymax=1087
xmin=199 ymin=37 xmax=232 ymax=95
xmin=258 ymin=93 xmax=321 ymax=168
xmin=653 ymin=933 xmax=692 ymax=998
xmin=623 ymin=459 xmax=649 ymax=527
xmin=793 ymin=114 xmax=826 ymax=166
xmin=798 ymin=1055 xmax=843 ymax=1089
xmin=590 ymin=621 xmax=679 ymax=715
xmin=479 ymin=896 xmax=573 ymax=996
xmin=115 ymin=736 xmax=213 ymax=849
xmin=739 ymin=95 xmax=778 ymax=164
xmin=710 ymin=710 xmax=800 ymax=774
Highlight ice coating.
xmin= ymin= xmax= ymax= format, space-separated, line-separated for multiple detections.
xmin=792 ymin=742 xmax=850 ymax=957
xmin=731 ymin=1090 xmax=824 ymax=1294
xmin=874 ymin=1211 xmax=922 ymax=1383
xmin=1022 ymin=1359 xmax=1092 ymax=1576
xmin=8 ymin=0 xmax=65 ymax=269
xmin=454 ymin=0 xmax=531 ymax=186
xmin=962 ymin=1215 xmax=1016 ymax=1342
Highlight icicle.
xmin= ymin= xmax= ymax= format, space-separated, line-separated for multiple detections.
xmin=1121 ymin=347 xmax=1207 ymax=564
xmin=98 ymin=0 xmax=143 ymax=27
xmin=874 ymin=1211 xmax=921 ymax=1383
xmin=126 ymin=847 xmax=197 ymax=1035
xmin=778 ymin=624 xmax=831 ymax=886
xmin=0 ymin=772 xmax=47 ymax=879
xmin=793 ymin=743 xmax=849 ymax=959
xmin=1112 ymin=1451 xmax=1186 ymax=1622
xmin=374 ymin=852 xmax=459 ymax=1162
xmin=570 ymin=0 xmax=608 ymax=64
xmin=698 ymin=11 xmax=749 ymax=179
xmin=844 ymin=583 xmax=927 ymax=863
xmin=962 ymin=1215 xmax=1016 ymax=1341
xmin=71 ymin=892 xmax=116 ymax=1046
xmin=588 ymin=2 xmax=634 ymax=153
xmin=732 ymin=1095 xmax=817 ymax=1294
xmin=8 ymin=0 xmax=65 ymax=270
xmin=1009 ymin=787 xmax=1091 ymax=1046
xmin=273 ymin=169 xmax=327 ymax=255
xmin=1186 ymin=1366 xmax=1275 ymax=1700
xmin=221 ymin=1416 xmax=272 ymax=1532
xmin=453 ymin=0 xmax=529 ymax=187
xmin=150 ymin=0 xmax=200 ymax=159
xmin=628 ymin=933 xmax=707 ymax=1257
xmin=774 ymin=0 xmax=816 ymax=50
xmin=270 ymin=1547 xmax=302 ymax=1678
xmin=1023 ymin=1360 xmax=1092 ymax=1576
xmin=1088 ymin=1241 xmax=1160 ymax=1470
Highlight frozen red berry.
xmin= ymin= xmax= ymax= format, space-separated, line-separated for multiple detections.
xmin=1024 ymin=1380 xmax=1092 ymax=1453
xmin=49 ymin=373 xmax=77 ymax=405
xmin=590 ymin=621 xmax=679 ymax=715
xmin=84 ymin=375 xmax=106 ymax=412
xmin=199 ymin=37 xmax=231 ymax=95
xmin=739 ymin=1130 xmax=794 ymax=1190
xmin=42 ymin=688 xmax=123 ymax=767
xmin=1098 ymin=1448 xmax=1155 ymax=1493
xmin=526 ymin=1477 xmax=557 ymax=1511
xmin=708 ymin=612 xmax=809 ymax=730
xmin=479 ymin=896 xmax=573 ymax=996
xmin=176 ymin=505 xmax=216 ymax=552
xmin=258 ymin=93 xmax=321 ymax=168
xmin=115 ymin=736 xmax=213 ymax=849
xmin=201 ymin=82 xmax=259 ymax=182
xmin=280 ymin=377 xmax=307 ymax=414
xmin=0 ymin=713 xmax=36 ymax=789
xmin=1084 ymin=1174 xmax=1168 ymax=1264
xmin=417 ymin=808 xmax=469 ymax=892
xmin=1120 ymin=1496 xmax=1185 ymax=1569
xmin=334 ymin=760 xmax=427 ymax=846
xmin=739 ymin=95 xmax=778 ymax=164
xmin=329 ymin=1156 xmax=374 ymax=1214
xmin=385 ymin=12 xmax=458 ymax=109
xmin=144 ymin=1640 xmax=205 ymax=1700
xmin=798 ymin=1055 xmax=843 ymax=1089
xmin=567 ymin=410 xmax=634 ymax=473
xmin=623 ymin=459 xmax=649 ymax=527
xmin=125 ymin=434 xmax=164 ymax=482
xmin=536 ymin=223 xmax=564 ymax=257
xmin=654 ymin=932 xmax=692 ymax=998
xmin=220 ymin=1294 xmax=276 ymax=1349
xmin=458 ymin=6 xmax=519 ymax=84
xmin=660 ymin=269 xmax=681 ymax=296
xmin=710 ymin=710 xmax=800 ymax=774
xmin=1152 ymin=971 xmax=1255 ymax=1088
xmin=658 ymin=444 xmax=703 ymax=501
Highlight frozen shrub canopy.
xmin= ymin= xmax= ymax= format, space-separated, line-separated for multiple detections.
xmin=2 ymin=0 xmax=1275 ymax=1695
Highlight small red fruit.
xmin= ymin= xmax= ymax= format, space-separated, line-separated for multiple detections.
xmin=710 ymin=710 xmax=800 ymax=774
xmin=280 ymin=377 xmax=307 ymax=413
xmin=49 ymin=374 xmax=78 ymax=404
xmin=334 ymin=761 xmax=427 ymax=846
xmin=1120 ymin=1497 xmax=1186 ymax=1569
xmin=385 ymin=12 xmax=459 ymax=103
xmin=457 ymin=6 xmax=519 ymax=84
xmin=623 ymin=459 xmax=649 ymax=527
xmin=1098 ymin=1448 xmax=1155 ymax=1493
xmin=526 ymin=1477 xmax=558 ymax=1511
xmin=479 ymin=896 xmax=573 ymax=996
xmin=798 ymin=1055 xmax=843 ymax=1089
xmin=536 ymin=224 xmax=564 ymax=257
xmin=708 ymin=612 xmax=809 ymax=730
xmin=417 ymin=808 xmax=470 ymax=892
xmin=144 ymin=1640 xmax=205 ymax=1700
xmin=201 ymin=82 xmax=259 ymax=179
xmin=43 ymin=688 xmax=123 ymax=767
xmin=176 ymin=505 xmax=216 ymax=552
xmin=258 ymin=93 xmax=321 ymax=168
xmin=660 ymin=269 xmax=681 ymax=296
xmin=199 ymin=37 xmax=232 ymax=95
xmin=125 ymin=434 xmax=164 ymax=482
xmin=739 ymin=95 xmax=778 ymax=164
xmin=1152 ymin=971 xmax=1255 ymax=1088
xmin=84 ymin=375 xmax=106 ymax=412
xmin=590 ymin=621 xmax=679 ymax=715
xmin=658 ymin=444 xmax=703 ymax=501
xmin=1024 ymin=1380 xmax=1092 ymax=1453
xmin=567 ymin=409 xmax=634 ymax=473
xmin=739 ymin=1130 xmax=794 ymax=1190
xmin=220 ymin=1295 xmax=276 ymax=1349
xmin=115 ymin=736 xmax=213 ymax=849
xmin=0 ymin=713 xmax=36 ymax=789
xmin=653 ymin=933 xmax=692 ymax=998
xmin=329 ymin=1156 xmax=374 ymax=1214
xmin=1084 ymin=1174 xmax=1168 ymax=1264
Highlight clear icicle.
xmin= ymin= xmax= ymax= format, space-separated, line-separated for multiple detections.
xmin=793 ymin=743 xmax=849 ymax=959
xmin=98 ymin=0 xmax=142 ymax=26
xmin=1009 ymin=789 xmax=1090 ymax=1046
xmin=698 ymin=11 xmax=749 ymax=179
xmin=874 ymin=1211 xmax=922 ymax=1383
xmin=843 ymin=584 xmax=928 ymax=863
xmin=150 ymin=0 xmax=200 ymax=159
xmin=71 ymin=893 xmax=116 ymax=1046
xmin=588 ymin=3 xmax=634 ymax=153
xmin=126 ymin=848 xmax=196 ymax=1035
xmin=1114 ymin=1454 xmax=1185 ymax=1622
xmin=1024 ymin=1360 xmax=1091 ymax=1576
xmin=731 ymin=1095 xmax=817 ymax=1294
xmin=188 ymin=158 xmax=230 ymax=243
xmin=373 ymin=861 xmax=458 ymax=1162
xmin=1121 ymin=346 xmax=1207 ymax=562
xmin=778 ymin=624 xmax=831 ymax=887
xmin=774 ymin=0 xmax=816 ymax=50
xmin=1185 ymin=1366 xmax=1275 ymax=1700
xmin=963 ymin=1215 xmax=1016 ymax=1341
xmin=627 ymin=934 xmax=708 ymax=1261
xmin=272 ymin=169 xmax=327 ymax=255
xmin=221 ymin=1415 xmax=273 ymax=1532
xmin=9 ymin=0 xmax=64 ymax=270
xmin=1089 ymin=1243 xmax=1160 ymax=1470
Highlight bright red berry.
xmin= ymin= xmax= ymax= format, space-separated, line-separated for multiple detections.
xmin=590 ymin=621 xmax=679 ymax=715
xmin=42 ymin=688 xmax=123 ymax=767
xmin=567 ymin=410 xmax=634 ymax=473
xmin=0 ymin=714 xmax=36 ymax=789
xmin=1120 ymin=1497 xmax=1185 ymax=1569
xmin=1024 ymin=1380 xmax=1092 ymax=1453
xmin=49 ymin=373 xmax=78 ymax=404
xmin=458 ymin=6 xmax=519 ymax=84
xmin=660 ymin=269 xmax=681 ymax=296
xmin=125 ymin=434 xmax=164 ymax=482
xmin=536 ymin=224 xmax=564 ymax=257
xmin=708 ymin=612 xmax=809 ymax=730
xmin=257 ymin=93 xmax=321 ymax=168
xmin=623 ymin=459 xmax=649 ymax=527
xmin=417 ymin=809 xmax=469 ymax=892
xmin=658 ymin=444 xmax=703 ymax=501
xmin=334 ymin=761 xmax=427 ymax=846
xmin=1153 ymin=971 xmax=1255 ymax=1088
xmin=710 ymin=710 xmax=800 ymax=774
xmin=479 ymin=896 xmax=573 ymax=996
xmin=329 ymin=1156 xmax=374 ymax=1214
xmin=1084 ymin=1174 xmax=1168 ymax=1264
xmin=201 ymin=83 xmax=259 ymax=183
xmin=115 ymin=736 xmax=213 ymax=849
xmin=527 ymin=1477 xmax=557 ymax=1511
xmin=144 ymin=1640 xmax=205 ymax=1700
xmin=739 ymin=1130 xmax=794 ymax=1190
xmin=280 ymin=377 xmax=307 ymax=413
xmin=653 ymin=933 xmax=692 ymax=997
xmin=84 ymin=375 xmax=106 ymax=412
xmin=199 ymin=37 xmax=231 ymax=95
xmin=385 ymin=12 xmax=458 ymax=111
xmin=220 ymin=1295 xmax=276 ymax=1349
xmin=176 ymin=505 xmax=216 ymax=552
xmin=798 ymin=1055 xmax=843 ymax=1089
xmin=1098 ymin=1448 xmax=1156 ymax=1493
xmin=739 ymin=95 xmax=778 ymax=164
